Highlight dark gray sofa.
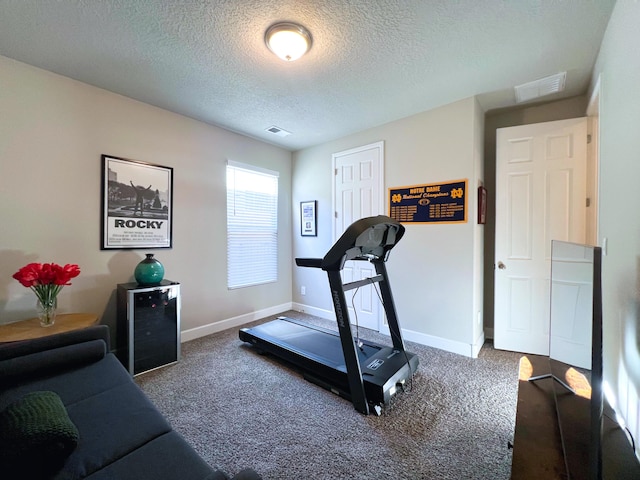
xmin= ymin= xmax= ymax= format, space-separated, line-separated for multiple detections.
xmin=0 ymin=325 xmax=261 ymax=480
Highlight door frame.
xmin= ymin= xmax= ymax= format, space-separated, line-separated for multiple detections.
xmin=586 ymin=75 xmax=601 ymax=247
xmin=491 ymin=71 xmax=603 ymax=349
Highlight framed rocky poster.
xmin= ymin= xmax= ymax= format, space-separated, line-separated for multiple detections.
xmin=101 ymin=154 xmax=173 ymax=249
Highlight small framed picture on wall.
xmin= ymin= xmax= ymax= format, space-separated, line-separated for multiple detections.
xmin=300 ymin=200 xmax=317 ymax=236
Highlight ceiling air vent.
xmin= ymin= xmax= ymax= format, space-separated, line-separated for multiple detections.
xmin=514 ymin=72 xmax=566 ymax=103
xmin=265 ymin=125 xmax=292 ymax=137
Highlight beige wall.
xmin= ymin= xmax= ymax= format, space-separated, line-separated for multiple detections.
xmin=590 ymin=0 xmax=640 ymax=458
xmin=0 ymin=56 xmax=293 ymax=345
xmin=293 ymin=97 xmax=485 ymax=357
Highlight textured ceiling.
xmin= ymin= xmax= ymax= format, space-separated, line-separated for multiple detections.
xmin=0 ymin=1 xmax=616 ymax=151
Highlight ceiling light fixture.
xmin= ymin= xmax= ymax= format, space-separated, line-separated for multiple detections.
xmin=265 ymin=22 xmax=312 ymax=62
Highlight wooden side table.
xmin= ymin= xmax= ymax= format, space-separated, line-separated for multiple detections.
xmin=0 ymin=313 xmax=99 ymax=343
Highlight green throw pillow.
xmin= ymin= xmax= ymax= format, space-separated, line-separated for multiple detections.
xmin=0 ymin=391 xmax=79 ymax=477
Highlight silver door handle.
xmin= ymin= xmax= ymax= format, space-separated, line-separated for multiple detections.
xmin=497 ymin=261 xmax=506 ymax=270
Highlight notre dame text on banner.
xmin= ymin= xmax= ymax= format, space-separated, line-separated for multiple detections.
xmin=388 ymin=179 xmax=467 ymax=224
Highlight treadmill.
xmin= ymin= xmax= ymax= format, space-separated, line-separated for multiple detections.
xmin=239 ymin=215 xmax=419 ymax=415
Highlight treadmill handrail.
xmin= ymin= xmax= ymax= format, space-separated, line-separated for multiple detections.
xmin=295 ymin=258 xmax=322 ymax=268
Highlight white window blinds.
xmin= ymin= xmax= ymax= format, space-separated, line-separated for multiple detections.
xmin=226 ymin=161 xmax=279 ymax=289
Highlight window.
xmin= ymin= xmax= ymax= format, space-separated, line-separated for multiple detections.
xmin=226 ymin=161 xmax=279 ymax=289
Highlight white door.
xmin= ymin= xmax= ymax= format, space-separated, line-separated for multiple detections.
xmin=333 ymin=142 xmax=384 ymax=332
xmin=494 ymin=118 xmax=588 ymax=355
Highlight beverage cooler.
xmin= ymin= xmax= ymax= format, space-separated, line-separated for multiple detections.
xmin=116 ymin=281 xmax=181 ymax=375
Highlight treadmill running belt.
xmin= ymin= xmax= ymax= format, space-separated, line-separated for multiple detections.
xmin=246 ymin=318 xmax=381 ymax=370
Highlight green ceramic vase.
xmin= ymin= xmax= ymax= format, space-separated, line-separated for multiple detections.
xmin=134 ymin=253 xmax=165 ymax=286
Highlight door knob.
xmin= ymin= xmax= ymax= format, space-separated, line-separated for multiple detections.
xmin=497 ymin=261 xmax=506 ymax=270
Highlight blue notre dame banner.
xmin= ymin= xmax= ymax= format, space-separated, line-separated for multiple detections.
xmin=388 ymin=179 xmax=467 ymax=224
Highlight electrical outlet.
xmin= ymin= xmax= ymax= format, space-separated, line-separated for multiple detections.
xmin=301 ymin=286 xmax=306 ymax=295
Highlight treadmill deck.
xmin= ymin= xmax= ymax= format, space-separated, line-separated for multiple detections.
xmin=239 ymin=317 xmax=418 ymax=409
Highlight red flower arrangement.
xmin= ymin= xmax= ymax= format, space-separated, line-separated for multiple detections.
xmin=12 ymin=263 xmax=81 ymax=321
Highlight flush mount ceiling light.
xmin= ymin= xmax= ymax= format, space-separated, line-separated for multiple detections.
xmin=265 ymin=22 xmax=312 ymax=61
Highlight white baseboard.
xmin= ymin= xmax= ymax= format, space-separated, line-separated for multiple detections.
xmin=181 ymin=302 xmax=293 ymax=343
xmin=291 ymin=302 xmax=335 ymax=321
xmin=294 ymin=302 xmax=483 ymax=359
xmin=472 ymin=331 xmax=486 ymax=358
xmin=191 ymin=301 xmax=486 ymax=359
xmin=292 ymin=303 xmax=393 ymax=335
xmin=403 ymin=328 xmax=483 ymax=358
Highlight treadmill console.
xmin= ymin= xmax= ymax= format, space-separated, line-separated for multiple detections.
xmin=296 ymin=215 xmax=405 ymax=271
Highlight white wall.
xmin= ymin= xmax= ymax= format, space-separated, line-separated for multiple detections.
xmin=472 ymin=98 xmax=485 ymax=347
xmin=0 ymin=56 xmax=293 ymax=345
xmin=590 ymin=0 xmax=640 ymax=459
xmin=292 ymin=98 xmax=484 ymax=357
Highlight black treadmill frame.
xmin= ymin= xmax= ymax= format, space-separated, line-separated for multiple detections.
xmin=326 ymin=259 xmax=411 ymax=414
xmin=242 ymin=215 xmax=418 ymax=415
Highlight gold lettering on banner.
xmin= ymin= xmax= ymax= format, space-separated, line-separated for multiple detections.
xmin=388 ymin=179 xmax=467 ymax=224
